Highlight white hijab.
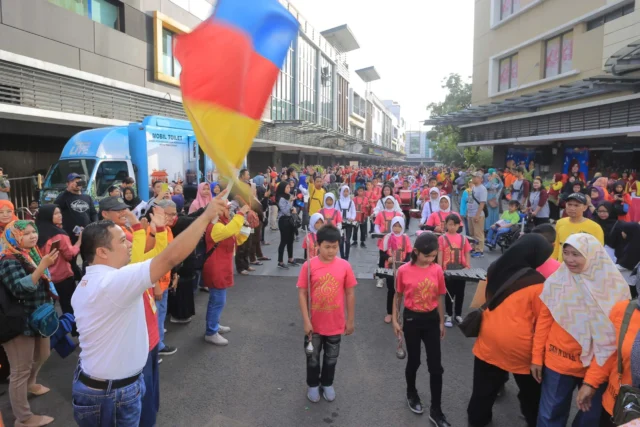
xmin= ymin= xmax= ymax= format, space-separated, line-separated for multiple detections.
xmin=439 ymin=195 xmax=451 ymax=213
xmin=309 ymin=213 xmax=324 ymax=234
xmin=338 ymin=185 xmax=351 ymax=208
xmin=391 ymin=216 xmax=405 ymax=236
xmin=324 ymin=193 xmax=336 ymax=208
xmin=383 ymin=216 xmax=406 ymax=252
xmin=376 ymin=195 xmax=402 ymax=214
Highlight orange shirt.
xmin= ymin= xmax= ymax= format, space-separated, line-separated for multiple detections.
xmin=473 ymin=284 xmax=544 ymax=374
xmin=146 ymin=226 xmax=174 ymax=291
xmin=504 ymin=172 xmax=516 ymax=190
xmin=533 ymin=305 xmax=593 ymax=378
xmin=582 ymin=301 xmax=640 ymax=415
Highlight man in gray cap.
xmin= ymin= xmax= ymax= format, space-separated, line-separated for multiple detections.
xmin=99 ymin=196 xmax=133 ymax=237
xmin=467 ymin=171 xmax=488 ymax=257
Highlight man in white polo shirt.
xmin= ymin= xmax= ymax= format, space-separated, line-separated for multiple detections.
xmin=70 ymin=191 xmax=228 ymax=427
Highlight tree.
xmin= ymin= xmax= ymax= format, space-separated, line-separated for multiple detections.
xmin=426 ymin=74 xmax=474 ymax=167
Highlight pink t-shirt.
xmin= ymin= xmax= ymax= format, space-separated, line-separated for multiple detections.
xmin=427 ymin=211 xmax=461 ymax=230
xmin=537 ymin=257 xmax=561 ymax=278
xmin=438 ymin=233 xmax=472 ymax=269
xmin=396 ymin=263 xmax=446 ymax=312
xmin=297 ymin=257 xmax=358 ymax=336
xmin=302 ymin=233 xmax=319 ymax=258
xmin=375 ymin=211 xmax=403 ymax=250
xmin=319 ymin=208 xmax=343 ymax=227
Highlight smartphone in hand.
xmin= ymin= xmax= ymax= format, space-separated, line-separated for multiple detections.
xmin=50 ymin=240 xmax=61 ymax=252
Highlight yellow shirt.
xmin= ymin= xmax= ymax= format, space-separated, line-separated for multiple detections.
xmin=308 ymin=186 xmax=325 ymax=216
xmin=553 ymin=217 xmax=604 ymax=261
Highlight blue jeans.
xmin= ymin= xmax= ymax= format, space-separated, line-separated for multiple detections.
xmin=537 ymin=367 xmax=606 ymax=427
xmin=72 ymin=365 xmax=145 ymax=427
xmin=157 ymin=290 xmax=168 ymax=351
xmin=140 ymin=345 xmax=159 ymax=427
xmin=206 ymin=288 xmax=227 ymax=336
xmin=487 ymin=227 xmax=511 ymax=245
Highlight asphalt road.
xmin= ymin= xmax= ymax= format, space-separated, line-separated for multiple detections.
xmin=1 ymin=224 xmax=532 ymax=427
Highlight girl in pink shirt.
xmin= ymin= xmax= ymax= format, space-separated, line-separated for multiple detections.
xmin=425 ymin=196 xmax=462 ymax=234
xmin=302 ymin=213 xmax=324 ymax=260
xmin=318 ymin=194 xmax=342 ymax=229
xmin=381 ymin=217 xmax=412 ymax=324
xmin=374 ymin=197 xmax=403 ymax=287
xmin=392 ymin=232 xmax=449 ymax=424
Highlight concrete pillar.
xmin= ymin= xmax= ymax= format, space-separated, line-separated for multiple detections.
xmin=272 ymin=149 xmax=282 ymax=168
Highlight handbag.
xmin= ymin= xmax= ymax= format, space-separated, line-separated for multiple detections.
xmin=28 ymin=303 xmax=59 ymax=338
xmin=612 ymin=301 xmax=640 ymax=425
xmin=289 ymin=212 xmax=302 ymax=229
xmin=458 ymin=268 xmax=530 ymax=338
xmin=0 ymin=284 xmax=26 ymax=344
xmin=443 ymin=234 xmax=465 ymax=271
xmin=487 ymin=198 xmax=499 ymax=209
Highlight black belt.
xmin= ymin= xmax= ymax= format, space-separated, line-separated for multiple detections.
xmin=78 ymin=371 xmax=140 ymax=390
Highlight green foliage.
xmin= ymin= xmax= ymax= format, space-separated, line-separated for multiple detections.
xmin=288 ymin=163 xmax=302 ymax=172
xmin=426 ymin=74 xmax=480 ymax=167
xmin=463 ymin=147 xmax=494 ymax=169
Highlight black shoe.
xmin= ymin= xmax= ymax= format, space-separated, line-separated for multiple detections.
xmin=277 ymin=262 xmax=289 ymax=269
xmin=429 ymin=409 xmax=451 ymax=427
xmin=360 ymin=242 xmax=366 ymax=248
xmin=407 ymin=392 xmax=424 ymax=414
xmin=288 ymin=260 xmax=299 ymax=267
xmin=159 ymin=346 xmax=177 ymax=356
xmin=351 ymin=241 xmax=358 ymax=247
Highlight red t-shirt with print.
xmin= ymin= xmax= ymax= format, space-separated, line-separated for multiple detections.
xmin=296 ymin=257 xmax=357 ymax=336
xmin=396 ymin=263 xmax=446 ymax=312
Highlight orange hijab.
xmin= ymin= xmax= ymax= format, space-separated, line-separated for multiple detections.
xmin=0 ymin=200 xmax=18 ymax=231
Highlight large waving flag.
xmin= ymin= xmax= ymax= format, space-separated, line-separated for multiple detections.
xmin=175 ymin=0 xmax=299 ymax=197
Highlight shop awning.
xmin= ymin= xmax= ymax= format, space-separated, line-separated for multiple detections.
xmin=424 ymin=76 xmax=640 ymax=126
xmin=320 ymin=24 xmax=360 ymax=53
xmin=605 ymin=38 xmax=640 ymax=76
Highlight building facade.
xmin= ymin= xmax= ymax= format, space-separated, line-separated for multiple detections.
xmin=0 ymin=0 xmax=404 ymax=184
xmin=405 ymin=130 xmax=434 ymax=164
xmin=427 ymin=0 xmax=640 ymax=178
xmin=383 ymin=100 xmax=406 ymax=153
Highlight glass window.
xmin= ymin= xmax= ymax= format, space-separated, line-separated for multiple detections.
xmin=162 ymin=28 xmax=182 ymax=78
xmin=49 ymin=0 xmax=122 ymax=31
xmin=545 ymin=31 xmax=573 ymax=78
xmin=319 ymin=56 xmax=333 ymax=128
xmin=500 ymin=0 xmax=520 ymax=20
xmin=269 ymin=43 xmax=294 ymax=121
xmin=298 ymin=37 xmax=317 ymax=123
xmin=95 ymin=161 xmax=129 ymax=197
xmin=498 ymin=53 xmax=518 ymax=92
xmin=45 ymin=159 xmax=96 ymax=190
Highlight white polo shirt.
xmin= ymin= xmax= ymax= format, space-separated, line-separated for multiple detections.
xmin=71 ymin=260 xmax=153 ymax=380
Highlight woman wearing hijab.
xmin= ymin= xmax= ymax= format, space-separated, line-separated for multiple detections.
xmin=592 ymin=201 xmax=619 ymax=261
xmin=424 ymin=196 xmax=461 ymax=233
xmin=533 ymin=233 xmax=631 ymax=427
xmin=276 ymin=181 xmax=298 ymax=269
xmin=585 ymin=186 xmax=604 ymax=219
xmin=467 ymin=234 xmax=553 ymax=427
xmin=593 ymin=177 xmax=613 ymax=202
xmin=611 ymin=180 xmax=632 ymax=222
xmin=484 ymin=169 xmax=503 ymax=230
xmin=0 ymin=200 xmax=18 ymax=249
xmin=122 ymin=187 xmax=142 ymax=211
xmin=337 ymin=185 xmax=356 ymax=261
xmin=302 ymin=213 xmax=324 ymax=260
xmin=374 ymin=185 xmax=402 ymax=215
xmin=188 ymin=182 xmax=213 ymax=214
xmin=167 ymin=216 xmax=197 ymax=324
xmin=575 ymin=277 xmax=640 ymax=427
xmin=1 ymin=220 xmax=59 ymax=427
xmin=36 ymin=205 xmax=81 ymax=316
xmin=610 ymin=221 xmax=640 ymax=297
xmin=420 ymin=188 xmax=441 ymax=226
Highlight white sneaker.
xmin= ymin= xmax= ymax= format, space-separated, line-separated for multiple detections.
xmin=444 ymin=315 xmax=453 ymax=328
xmin=218 ymin=325 xmax=231 ymax=334
xmin=204 ymin=333 xmax=228 ymax=346
xmin=376 ymin=278 xmax=384 ymax=288
xmin=455 ymin=316 xmax=463 ymax=324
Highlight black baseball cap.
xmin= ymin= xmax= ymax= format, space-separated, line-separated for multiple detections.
xmin=99 ymin=197 xmax=129 ymax=212
xmin=566 ymin=192 xmax=587 ymax=205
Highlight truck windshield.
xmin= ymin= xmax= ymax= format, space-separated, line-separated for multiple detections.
xmin=45 ymin=159 xmax=96 ymax=189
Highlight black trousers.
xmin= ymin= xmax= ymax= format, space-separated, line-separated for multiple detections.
xmin=467 ymin=356 xmax=540 ymax=427
xmin=56 ymin=276 xmax=77 ymax=315
xmin=403 ymin=209 xmax=411 ymax=230
xmin=370 ymin=217 xmax=375 ymax=233
xmin=305 ymin=333 xmax=341 ymax=387
xmin=235 ymin=238 xmax=251 ymax=272
xmin=352 ymin=222 xmax=367 ymax=243
xmin=600 ymin=410 xmax=615 ymax=427
xmin=378 ymin=250 xmax=388 ymax=268
xmin=444 ymin=277 xmax=465 ymax=317
xmin=402 ymin=308 xmax=443 ymax=410
xmin=386 ymin=276 xmax=395 ymax=315
xmin=339 ymin=225 xmax=353 ymax=260
xmin=278 ymin=216 xmax=295 ymax=262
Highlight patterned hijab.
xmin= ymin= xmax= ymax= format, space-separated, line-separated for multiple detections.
xmin=1 ymin=220 xmax=51 ymax=282
xmin=541 ymin=233 xmax=631 ymax=366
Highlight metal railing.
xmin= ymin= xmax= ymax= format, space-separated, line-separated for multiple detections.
xmin=5 ymin=175 xmax=42 ymax=211
xmin=0 ymin=60 xmax=186 ymax=122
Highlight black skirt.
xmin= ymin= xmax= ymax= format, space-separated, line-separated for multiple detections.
xmin=168 ymin=276 xmax=196 ymax=320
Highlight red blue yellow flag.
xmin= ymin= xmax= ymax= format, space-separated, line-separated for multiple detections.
xmin=175 ymin=0 xmax=299 ymax=195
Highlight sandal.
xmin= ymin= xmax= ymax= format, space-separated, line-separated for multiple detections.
xmin=258 ymin=256 xmax=271 ymax=261
xmin=250 ymin=261 xmax=264 ymax=266
xmin=239 ymin=270 xmax=249 ymax=275
xmin=247 ymin=267 xmax=256 ymax=272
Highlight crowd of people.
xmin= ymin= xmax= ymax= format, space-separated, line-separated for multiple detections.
xmin=1 ymin=159 xmax=640 ymax=426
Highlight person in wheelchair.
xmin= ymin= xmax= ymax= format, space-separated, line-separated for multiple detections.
xmin=486 ymin=200 xmax=521 ymax=250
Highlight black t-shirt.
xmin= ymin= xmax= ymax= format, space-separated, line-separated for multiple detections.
xmin=54 ymin=191 xmax=97 ymax=239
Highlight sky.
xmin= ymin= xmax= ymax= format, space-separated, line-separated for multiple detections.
xmin=292 ymin=0 xmax=475 ymax=131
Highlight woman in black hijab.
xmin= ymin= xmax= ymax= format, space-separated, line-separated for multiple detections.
xmin=610 ymin=221 xmax=640 ymax=298
xmin=468 ymin=234 xmax=553 ymax=427
xmin=592 ymin=201 xmax=618 ymax=248
xmin=122 ymin=187 xmax=142 ymax=211
xmin=167 ymin=215 xmax=197 ymax=323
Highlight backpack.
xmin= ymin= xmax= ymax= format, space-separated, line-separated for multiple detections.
xmin=443 ymin=234 xmax=466 ymax=271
